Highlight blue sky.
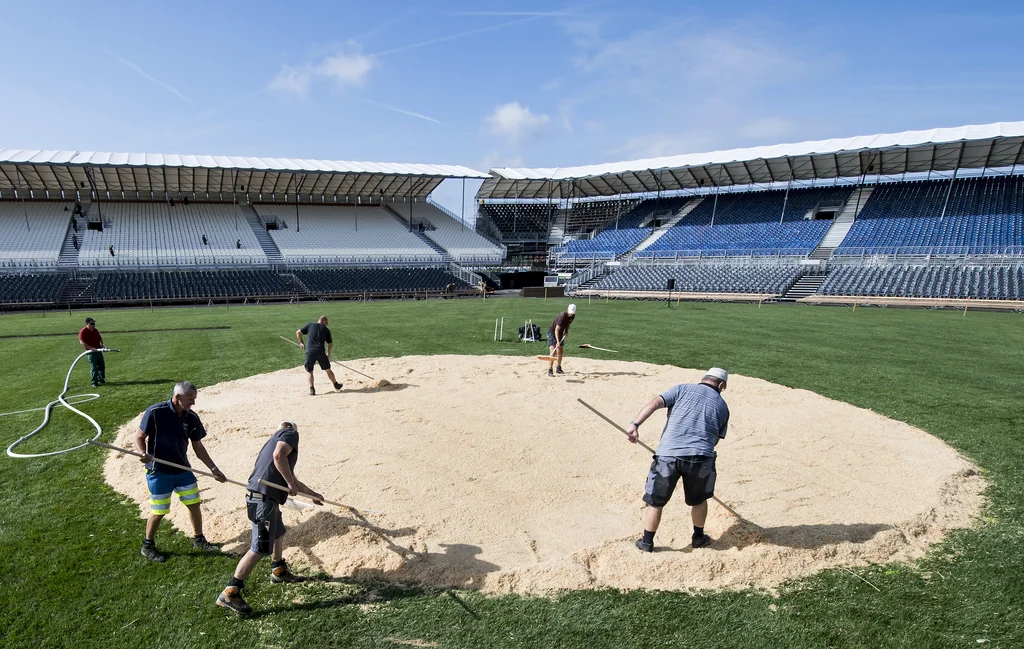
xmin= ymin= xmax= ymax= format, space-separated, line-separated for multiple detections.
xmin=2 ymin=0 xmax=1023 ymax=213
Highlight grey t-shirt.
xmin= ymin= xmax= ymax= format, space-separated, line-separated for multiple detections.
xmin=655 ymin=383 xmax=729 ymax=457
xmin=300 ymin=322 xmax=332 ymax=353
xmin=247 ymin=427 xmax=300 ymax=504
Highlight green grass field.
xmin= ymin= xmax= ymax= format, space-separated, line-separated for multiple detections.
xmin=1 ymin=298 xmax=1022 ymax=649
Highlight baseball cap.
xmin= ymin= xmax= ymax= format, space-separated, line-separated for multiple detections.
xmin=567 ymin=304 xmax=577 ymax=314
xmin=705 ymin=367 xmax=728 ymax=382
xmin=85 ymin=317 xmax=96 ymax=325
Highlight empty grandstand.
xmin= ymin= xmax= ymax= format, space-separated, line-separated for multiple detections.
xmin=587 ymin=263 xmax=803 ymax=296
xmin=93 ymin=270 xmax=292 ymax=302
xmin=819 ymin=263 xmax=1024 ymax=300
xmin=292 ymin=267 xmax=472 ymax=296
xmin=253 ymin=203 xmax=441 ymax=264
xmin=0 ymin=272 xmax=67 ymax=305
xmin=0 ymin=201 xmax=73 ymax=266
xmin=78 ymin=202 xmax=266 ymax=267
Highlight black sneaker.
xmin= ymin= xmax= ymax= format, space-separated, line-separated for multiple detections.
xmin=547 ymin=369 xmax=554 ymax=377
xmin=193 ymin=536 xmax=220 ymax=552
xmin=691 ymin=533 xmax=712 ymax=549
xmin=556 ymin=366 xmax=564 ymax=374
xmin=333 ymin=382 xmax=343 ymax=391
xmin=141 ymin=542 xmax=167 ymax=562
xmin=92 ymin=382 xmax=100 ymax=388
xmin=270 ymin=563 xmax=305 ymax=583
xmin=309 ymin=386 xmax=315 ymax=396
xmin=635 ymin=538 xmax=653 ymax=553
xmin=216 ymin=587 xmax=252 ymax=615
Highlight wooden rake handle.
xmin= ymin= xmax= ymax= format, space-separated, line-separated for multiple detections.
xmin=88 ymin=440 xmax=377 ymax=514
xmin=574 ymin=399 xmax=749 ymax=524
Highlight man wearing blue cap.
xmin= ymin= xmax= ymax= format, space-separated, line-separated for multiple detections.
xmin=627 ymin=367 xmax=730 ymax=551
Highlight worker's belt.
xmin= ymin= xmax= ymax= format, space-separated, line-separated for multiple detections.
xmin=245 ymin=490 xmax=267 ymax=501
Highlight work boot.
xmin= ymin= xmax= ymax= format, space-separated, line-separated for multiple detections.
xmin=309 ymin=386 xmax=315 ymax=396
xmin=216 ymin=587 xmax=252 ymax=615
xmin=270 ymin=562 xmax=305 ymax=583
xmin=333 ymin=382 xmax=343 ymax=391
xmin=140 ymin=541 xmax=167 ymax=562
xmin=547 ymin=369 xmax=554 ymax=377
xmin=556 ymin=366 xmax=564 ymax=374
xmin=691 ymin=533 xmax=712 ymax=549
xmin=193 ymin=535 xmax=220 ymax=552
xmin=635 ymin=538 xmax=654 ymax=553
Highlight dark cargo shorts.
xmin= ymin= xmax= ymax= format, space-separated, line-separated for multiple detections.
xmin=304 ymin=349 xmax=330 ymax=372
xmin=246 ymin=497 xmax=287 ymax=555
xmin=547 ymin=331 xmax=564 ymax=347
xmin=642 ymin=454 xmax=717 ymax=507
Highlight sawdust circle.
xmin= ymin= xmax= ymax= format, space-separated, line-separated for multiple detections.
xmin=104 ymin=355 xmax=984 ymax=594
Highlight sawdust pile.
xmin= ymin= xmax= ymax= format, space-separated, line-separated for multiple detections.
xmin=104 ymin=355 xmax=984 ymax=594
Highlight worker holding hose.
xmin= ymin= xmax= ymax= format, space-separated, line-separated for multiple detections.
xmin=627 ymin=368 xmax=730 ymax=552
xmin=217 ymin=421 xmax=323 ymax=616
xmin=135 ymin=381 xmax=227 ymax=562
xmin=78 ymin=317 xmax=106 ymax=387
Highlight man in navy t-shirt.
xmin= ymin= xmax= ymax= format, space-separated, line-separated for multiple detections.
xmin=133 ymin=381 xmax=227 ymax=562
xmin=626 ymin=368 xmax=730 ymax=552
xmin=216 ymin=422 xmax=323 ymax=616
xmin=296 ymin=315 xmax=343 ymax=396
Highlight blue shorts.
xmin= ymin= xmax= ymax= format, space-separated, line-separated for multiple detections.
xmin=146 ymin=469 xmax=201 ymax=515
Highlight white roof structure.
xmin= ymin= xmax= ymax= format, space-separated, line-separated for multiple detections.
xmin=480 ymin=121 xmax=1024 ymax=200
xmin=0 ymin=150 xmax=487 ymax=201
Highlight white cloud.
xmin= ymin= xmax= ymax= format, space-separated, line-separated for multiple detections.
xmin=485 ymin=102 xmax=550 ymax=143
xmin=268 ymin=44 xmax=376 ymax=96
xmin=317 ymin=50 xmax=375 ymax=89
xmin=268 ymin=65 xmax=312 ymax=96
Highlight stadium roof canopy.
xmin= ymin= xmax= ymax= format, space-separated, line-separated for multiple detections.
xmin=0 ymin=150 xmax=488 ymax=201
xmin=479 ymin=121 xmax=1024 ymax=200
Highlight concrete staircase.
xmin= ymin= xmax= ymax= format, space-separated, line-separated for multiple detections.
xmin=59 ymin=274 xmax=94 ymax=306
xmin=625 ymin=197 xmax=705 ymax=259
xmin=242 ymin=206 xmax=284 ymax=264
xmin=279 ymin=272 xmax=313 ymax=299
xmin=383 ymin=205 xmax=452 ymax=261
xmin=57 ymin=217 xmax=82 ymax=268
xmin=778 ymin=272 xmax=828 ymax=302
xmin=808 ymin=187 xmax=874 ymax=259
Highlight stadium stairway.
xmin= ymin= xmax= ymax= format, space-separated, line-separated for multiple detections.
xmin=383 ymin=205 xmax=452 ymax=261
xmin=808 ymin=187 xmax=874 ymax=259
xmin=59 ymin=274 xmax=95 ymax=306
xmin=57 ymin=218 xmax=81 ymax=268
xmin=777 ymin=271 xmax=829 ymax=302
xmin=279 ymin=272 xmax=313 ymax=299
xmin=243 ymin=206 xmax=284 ymax=264
xmin=625 ymin=198 xmax=706 ymax=259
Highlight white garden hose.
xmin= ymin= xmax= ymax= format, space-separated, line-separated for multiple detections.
xmin=6 ymin=348 xmax=120 ymax=459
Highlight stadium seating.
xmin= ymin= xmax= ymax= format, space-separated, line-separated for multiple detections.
xmin=818 ymin=264 xmax=1024 ymax=300
xmin=254 ymin=204 xmax=440 ymax=263
xmin=565 ymin=198 xmax=640 ymax=233
xmin=554 ymin=197 xmax=694 ymax=260
xmin=92 ymin=270 xmax=290 ymax=301
xmin=0 ymin=201 xmax=73 ymax=265
xmin=411 ymin=203 xmax=504 ymax=263
xmin=0 ymin=272 xmax=67 ymax=304
xmin=292 ymin=267 xmax=471 ymax=295
xmin=478 ymin=203 xmax=557 ymax=238
xmin=77 ymin=202 xmax=267 ymax=266
xmin=590 ymin=264 xmax=803 ymax=294
xmin=636 ymin=187 xmax=851 ymax=257
xmin=837 ymin=176 xmax=1024 ymax=255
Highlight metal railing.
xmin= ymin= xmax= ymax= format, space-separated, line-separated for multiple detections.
xmin=448 ymin=262 xmax=485 ymax=289
xmin=564 ymin=261 xmax=610 ymax=292
xmin=834 ymin=245 xmax=1024 ymax=258
xmin=631 ymin=247 xmax=810 ymax=261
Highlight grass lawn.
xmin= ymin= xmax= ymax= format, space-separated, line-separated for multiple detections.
xmin=1 ymin=297 xmax=1022 ymax=648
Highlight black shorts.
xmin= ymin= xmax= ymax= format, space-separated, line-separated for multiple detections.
xmin=547 ymin=331 xmax=564 ymax=347
xmin=304 ymin=350 xmax=330 ymax=372
xmin=642 ymin=455 xmax=716 ymax=507
xmin=246 ymin=497 xmax=286 ymax=555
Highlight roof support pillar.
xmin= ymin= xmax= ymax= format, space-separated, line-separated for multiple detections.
xmin=939 ymin=142 xmax=967 ymax=222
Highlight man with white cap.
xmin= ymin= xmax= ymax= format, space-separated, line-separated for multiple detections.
xmin=626 ymin=367 xmax=730 ymax=551
xmin=546 ymin=304 xmax=577 ymax=377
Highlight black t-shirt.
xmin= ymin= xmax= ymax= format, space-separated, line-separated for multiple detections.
xmin=548 ymin=312 xmax=573 ymax=335
xmin=140 ymin=400 xmax=207 ymax=474
xmin=300 ymin=322 xmax=333 ymax=353
xmin=247 ymin=427 xmax=300 ymax=503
